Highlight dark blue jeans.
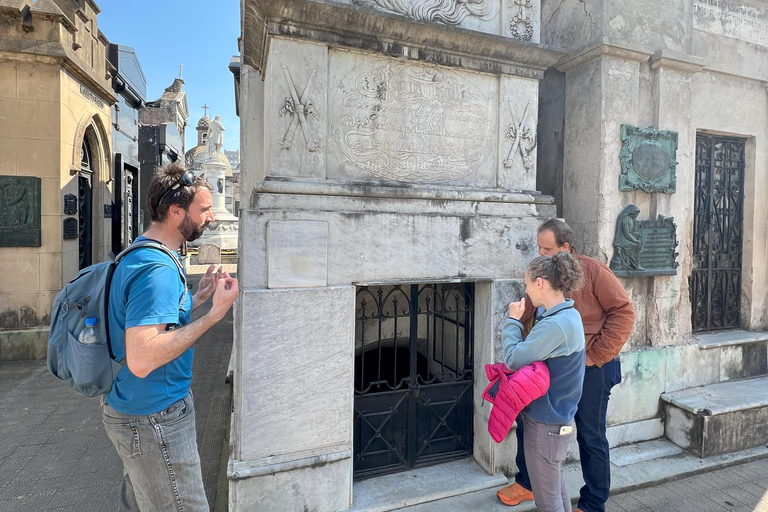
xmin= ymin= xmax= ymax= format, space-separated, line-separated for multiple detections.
xmin=515 ymin=359 xmax=622 ymax=512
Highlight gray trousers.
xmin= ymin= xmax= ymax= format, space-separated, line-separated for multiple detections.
xmin=522 ymin=413 xmax=573 ymax=512
xmin=101 ymin=393 xmax=209 ymax=512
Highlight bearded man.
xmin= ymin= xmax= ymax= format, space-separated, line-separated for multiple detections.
xmin=101 ymin=162 xmax=238 ymax=511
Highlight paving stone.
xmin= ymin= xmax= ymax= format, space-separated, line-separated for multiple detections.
xmin=0 ymin=274 xmax=233 ymax=512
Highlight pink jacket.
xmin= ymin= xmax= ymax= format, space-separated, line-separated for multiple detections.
xmin=482 ymin=362 xmax=551 ymax=443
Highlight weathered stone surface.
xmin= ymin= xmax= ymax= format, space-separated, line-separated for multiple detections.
xmin=608 ymin=349 xmax=666 ymax=425
xmin=266 ymin=38 xmax=328 ymax=178
xmin=230 ymin=457 xmax=351 ymax=512
xmin=664 ymin=343 xmax=720 ymax=393
xmin=267 ymin=220 xmax=328 ymax=288
xmin=662 ymin=376 xmax=768 ymax=457
xmin=243 ymin=1 xmax=564 ymax=80
xmin=0 ymin=326 xmax=48 ymax=361
xmin=498 ymin=75 xmax=538 ymax=190
xmin=235 ymin=286 xmax=354 ymax=462
xmin=327 ymin=50 xmax=498 ymax=186
xmin=240 ymin=206 xmax=553 ymax=290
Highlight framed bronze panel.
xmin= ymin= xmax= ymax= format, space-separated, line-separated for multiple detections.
xmin=619 ymin=125 xmax=678 ymax=193
xmin=610 ymin=204 xmax=679 ymax=277
xmin=0 ymin=176 xmax=41 ymax=247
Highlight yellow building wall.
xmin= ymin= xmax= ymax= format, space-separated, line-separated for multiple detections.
xmin=0 ymin=58 xmax=112 ymax=329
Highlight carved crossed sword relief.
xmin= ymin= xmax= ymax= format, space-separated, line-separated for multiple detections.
xmin=503 ymin=98 xmax=536 ymax=170
xmin=279 ymin=66 xmax=320 ymax=152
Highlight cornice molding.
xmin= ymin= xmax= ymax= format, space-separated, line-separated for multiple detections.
xmin=242 ymin=0 xmax=565 ymax=80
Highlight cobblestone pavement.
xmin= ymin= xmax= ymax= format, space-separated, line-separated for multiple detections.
xmin=604 ymin=457 xmax=768 ymax=512
xmin=0 ymin=274 xmax=233 ymax=512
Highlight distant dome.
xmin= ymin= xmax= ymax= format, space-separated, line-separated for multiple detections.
xmin=197 ymin=116 xmax=211 ymax=130
xmin=184 ymin=145 xmax=233 ymax=176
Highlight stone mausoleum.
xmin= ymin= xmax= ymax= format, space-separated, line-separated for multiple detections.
xmin=231 ymin=0 xmax=768 ymax=510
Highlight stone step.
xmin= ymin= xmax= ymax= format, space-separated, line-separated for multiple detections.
xmin=694 ymin=329 xmax=768 ymax=382
xmin=661 ymin=375 xmax=768 ymax=457
xmin=349 ymin=457 xmax=507 ymax=512
xmin=393 ymin=441 xmax=768 ymax=511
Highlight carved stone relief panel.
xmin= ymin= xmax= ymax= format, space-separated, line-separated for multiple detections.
xmin=344 ymin=0 xmax=501 ymax=35
xmin=331 ymin=0 xmax=541 ymax=40
xmin=502 ymin=0 xmax=540 ymax=43
xmin=327 ymin=51 xmax=498 ymax=186
xmin=267 ymin=38 xmax=328 ymax=178
xmin=497 ymin=75 xmax=538 ymax=191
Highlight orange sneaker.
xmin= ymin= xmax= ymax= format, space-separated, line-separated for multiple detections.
xmin=496 ymin=482 xmax=534 ymax=506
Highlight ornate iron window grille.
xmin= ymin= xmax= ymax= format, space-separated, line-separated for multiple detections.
xmin=353 ymin=283 xmax=474 ymax=479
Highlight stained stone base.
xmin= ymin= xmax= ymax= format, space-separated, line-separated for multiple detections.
xmin=229 ymin=456 xmax=352 ymax=512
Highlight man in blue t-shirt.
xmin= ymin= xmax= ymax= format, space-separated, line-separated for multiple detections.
xmin=101 ymin=162 xmax=238 ymax=512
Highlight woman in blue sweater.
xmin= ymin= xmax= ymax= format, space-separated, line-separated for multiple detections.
xmin=500 ymin=251 xmax=585 ymax=512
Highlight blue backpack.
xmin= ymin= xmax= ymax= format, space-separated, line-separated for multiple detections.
xmin=47 ymin=240 xmax=186 ymax=397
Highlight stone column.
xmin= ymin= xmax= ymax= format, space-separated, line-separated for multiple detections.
xmin=645 ymin=50 xmax=704 ymax=345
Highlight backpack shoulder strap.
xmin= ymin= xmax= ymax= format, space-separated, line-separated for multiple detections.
xmin=115 ymin=239 xmax=187 ymax=300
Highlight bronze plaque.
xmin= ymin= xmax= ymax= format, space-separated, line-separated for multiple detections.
xmin=64 ymin=193 xmax=77 ymax=215
xmin=0 ymin=176 xmax=41 ymax=247
xmin=63 ymin=218 xmax=78 ymax=239
xmin=619 ymin=125 xmax=678 ymax=193
xmin=610 ymin=204 xmax=678 ymax=277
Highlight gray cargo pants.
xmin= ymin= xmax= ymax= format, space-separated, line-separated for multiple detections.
xmin=522 ymin=413 xmax=574 ymax=512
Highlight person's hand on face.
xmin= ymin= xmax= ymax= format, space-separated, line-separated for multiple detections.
xmin=508 ymin=299 xmax=526 ymax=320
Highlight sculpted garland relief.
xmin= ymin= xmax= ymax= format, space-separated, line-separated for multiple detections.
xmin=330 ymin=61 xmax=494 ymax=183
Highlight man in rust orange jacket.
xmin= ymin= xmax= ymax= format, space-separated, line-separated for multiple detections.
xmin=497 ymin=218 xmax=635 ymax=512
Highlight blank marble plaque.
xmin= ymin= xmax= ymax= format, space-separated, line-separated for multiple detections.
xmin=267 ymin=220 xmax=328 ymax=288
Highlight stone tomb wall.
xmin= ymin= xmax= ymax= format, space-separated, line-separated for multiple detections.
xmin=233 ymin=34 xmax=557 ymax=510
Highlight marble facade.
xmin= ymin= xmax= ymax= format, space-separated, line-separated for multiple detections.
xmin=235 ymin=0 xmax=559 ymax=509
xmin=235 ymin=0 xmax=768 ymax=509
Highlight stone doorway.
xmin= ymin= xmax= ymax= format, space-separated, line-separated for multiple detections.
xmin=690 ymin=134 xmax=746 ymax=332
xmin=353 ymin=283 xmax=475 ymax=479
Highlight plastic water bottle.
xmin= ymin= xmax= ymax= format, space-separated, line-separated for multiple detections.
xmin=78 ymin=318 xmax=98 ymax=344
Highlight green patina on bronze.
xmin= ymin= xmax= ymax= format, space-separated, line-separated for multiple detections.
xmin=619 ymin=124 xmax=678 ymax=193
xmin=610 ymin=204 xmax=679 ymax=277
xmin=0 ymin=176 xmax=41 ymax=247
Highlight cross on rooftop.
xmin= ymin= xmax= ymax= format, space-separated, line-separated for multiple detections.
xmin=202 ymin=104 xmax=209 ymax=117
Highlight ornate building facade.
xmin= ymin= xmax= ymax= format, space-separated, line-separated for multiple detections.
xmin=233 ymin=0 xmax=768 ymax=510
xmin=0 ymin=0 xmax=115 ymax=335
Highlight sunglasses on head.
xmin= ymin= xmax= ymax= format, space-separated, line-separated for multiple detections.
xmin=158 ymin=170 xmax=196 ymax=206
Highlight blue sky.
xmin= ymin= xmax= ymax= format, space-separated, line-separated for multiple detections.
xmin=96 ymin=0 xmax=241 ymax=153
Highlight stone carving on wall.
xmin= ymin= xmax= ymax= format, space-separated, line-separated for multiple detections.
xmin=503 ymin=98 xmax=536 ymax=170
xmin=330 ymin=60 xmax=493 ymax=183
xmin=0 ymin=176 xmax=41 ymax=247
xmin=508 ymin=0 xmax=534 ymax=41
xmin=279 ymin=66 xmax=320 ymax=152
xmin=619 ymin=124 xmax=678 ymax=193
xmin=367 ymin=0 xmax=495 ymax=25
xmin=610 ymin=204 xmax=679 ymax=277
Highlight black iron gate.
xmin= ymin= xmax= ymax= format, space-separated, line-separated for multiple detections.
xmin=690 ymin=134 xmax=745 ymax=332
xmin=353 ymin=283 xmax=474 ymax=479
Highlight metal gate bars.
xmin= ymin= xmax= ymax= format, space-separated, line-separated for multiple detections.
xmin=353 ymin=283 xmax=474 ymax=479
xmin=690 ymin=134 xmax=745 ymax=332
